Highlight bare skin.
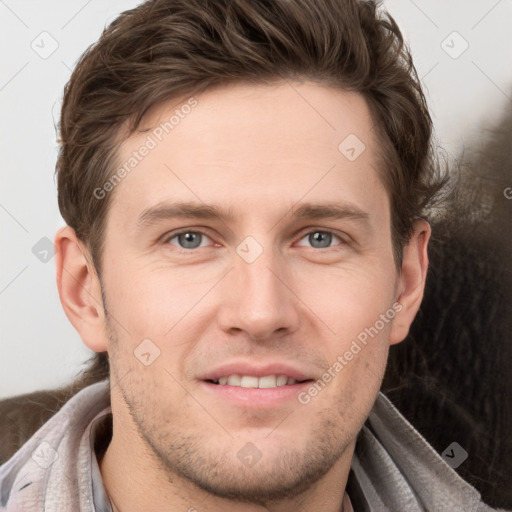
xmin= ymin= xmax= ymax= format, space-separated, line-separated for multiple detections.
xmin=55 ymin=80 xmax=430 ymax=512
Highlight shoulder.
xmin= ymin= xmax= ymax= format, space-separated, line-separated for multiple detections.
xmin=0 ymin=388 xmax=73 ymax=465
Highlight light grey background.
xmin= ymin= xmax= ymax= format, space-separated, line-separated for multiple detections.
xmin=1 ymin=0 xmax=511 ymax=399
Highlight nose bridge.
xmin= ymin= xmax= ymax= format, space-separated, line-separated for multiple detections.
xmin=240 ymin=246 xmax=282 ymax=306
xmin=222 ymin=239 xmax=299 ymax=340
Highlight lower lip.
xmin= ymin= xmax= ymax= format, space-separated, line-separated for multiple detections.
xmin=200 ymin=380 xmax=312 ymax=408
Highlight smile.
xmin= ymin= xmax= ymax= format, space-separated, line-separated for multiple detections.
xmin=207 ymin=375 xmax=309 ymax=388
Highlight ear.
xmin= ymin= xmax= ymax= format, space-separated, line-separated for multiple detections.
xmin=54 ymin=226 xmax=109 ymax=352
xmin=389 ymin=219 xmax=431 ymax=345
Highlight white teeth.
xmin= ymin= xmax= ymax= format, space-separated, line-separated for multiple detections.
xmin=258 ymin=375 xmax=277 ymax=388
xmin=227 ymin=375 xmax=241 ymax=386
xmin=276 ymin=375 xmax=288 ymax=386
xmin=240 ymin=376 xmax=259 ymax=388
xmin=214 ymin=374 xmax=301 ymax=388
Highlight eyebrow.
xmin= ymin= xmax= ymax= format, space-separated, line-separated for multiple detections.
xmin=136 ymin=200 xmax=370 ymax=228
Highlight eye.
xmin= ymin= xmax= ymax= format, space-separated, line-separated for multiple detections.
xmin=296 ymin=230 xmax=344 ymax=249
xmin=167 ymin=230 xmax=213 ymax=249
xmin=164 ymin=229 xmax=345 ymax=251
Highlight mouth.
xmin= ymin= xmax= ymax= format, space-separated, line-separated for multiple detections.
xmin=198 ymin=362 xmax=316 ymax=408
xmin=201 ymin=376 xmax=313 ymax=408
xmin=205 ymin=374 xmax=312 ymax=388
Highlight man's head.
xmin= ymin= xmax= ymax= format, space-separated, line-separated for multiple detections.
xmin=55 ymin=0 xmax=443 ymax=507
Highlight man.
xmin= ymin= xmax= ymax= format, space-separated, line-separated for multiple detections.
xmin=0 ymin=0 xmax=507 ymax=510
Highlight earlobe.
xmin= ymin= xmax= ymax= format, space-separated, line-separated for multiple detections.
xmin=54 ymin=226 xmax=109 ymax=352
xmin=389 ymin=220 xmax=431 ymax=345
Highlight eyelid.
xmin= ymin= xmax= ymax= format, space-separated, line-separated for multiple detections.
xmin=162 ymin=227 xmax=349 ymax=251
xmin=294 ymin=228 xmax=347 ymax=248
xmin=163 ymin=228 xmax=216 ymax=247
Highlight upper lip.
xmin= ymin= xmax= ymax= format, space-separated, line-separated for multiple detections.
xmin=198 ymin=361 xmax=315 ymax=382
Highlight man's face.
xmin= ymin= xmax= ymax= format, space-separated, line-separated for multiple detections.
xmin=99 ymin=81 xmax=400 ymax=501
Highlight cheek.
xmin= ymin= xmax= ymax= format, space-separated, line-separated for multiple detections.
xmin=102 ymin=262 xmax=222 ymax=367
xmin=296 ymin=262 xmax=396 ymax=399
xmin=293 ymin=261 xmax=396 ymax=341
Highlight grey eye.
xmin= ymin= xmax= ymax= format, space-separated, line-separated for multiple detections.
xmin=170 ymin=232 xmax=209 ymax=249
xmin=299 ymin=231 xmax=342 ymax=249
xmin=310 ymin=231 xmax=331 ymax=248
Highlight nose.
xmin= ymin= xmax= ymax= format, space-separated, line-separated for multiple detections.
xmin=216 ymin=245 xmax=301 ymax=341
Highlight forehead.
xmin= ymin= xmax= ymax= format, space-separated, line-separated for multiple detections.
xmin=109 ymin=80 xmax=388 ymax=230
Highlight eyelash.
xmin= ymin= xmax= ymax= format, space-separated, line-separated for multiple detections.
xmin=163 ymin=228 xmax=347 ymax=251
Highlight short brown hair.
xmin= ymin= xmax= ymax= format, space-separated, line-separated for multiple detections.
xmin=56 ymin=0 xmax=447 ymax=275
